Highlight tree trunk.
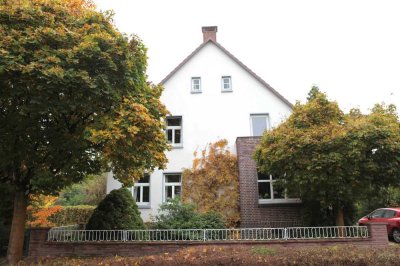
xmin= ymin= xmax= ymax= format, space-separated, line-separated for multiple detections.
xmin=335 ymin=206 xmax=345 ymax=226
xmin=7 ymin=189 xmax=28 ymax=265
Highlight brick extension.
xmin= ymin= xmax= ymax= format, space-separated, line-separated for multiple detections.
xmin=28 ymin=224 xmax=388 ymax=258
xmin=236 ymin=137 xmax=302 ymax=228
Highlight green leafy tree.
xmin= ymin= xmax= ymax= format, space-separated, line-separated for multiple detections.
xmin=86 ymin=188 xmax=144 ymax=230
xmin=0 ymin=1 xmax=168 ymax=263
xmin=255 ymin=87 xmax=400 ymax=226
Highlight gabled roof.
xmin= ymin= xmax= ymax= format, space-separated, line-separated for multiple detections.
xmin=160 ymin=39 xmax=293 ymax=108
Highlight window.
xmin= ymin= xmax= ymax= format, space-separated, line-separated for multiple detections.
xmin=191 ymin=77 xmax=201 ymax=93
xmin=370 ymin=209 xmax=385 ymax=218
xmin=132 ymin=174 xmax=150 ymax=207
xmin=164 ymin=174 xmax=181 ymax=201
xmin=250 ymin=114 xmax=270 ymax=136
xmin=257 ymin=172 xmax=300 ymax=204
xmin=221 ymin=76 xmax=232 ymax=91
xmin=166 ymin=116 xmax=182 ymax=147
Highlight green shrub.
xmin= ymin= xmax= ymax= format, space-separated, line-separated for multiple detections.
xmin=86 ymin=188 xmax=144 ymax=230
xmin=56 ymin=174 xmax=106 ymax=206
xmin=153 ymin=197 xmax=226 ymax=229
xmin=48 ymin=205 xmax=95 ymax=226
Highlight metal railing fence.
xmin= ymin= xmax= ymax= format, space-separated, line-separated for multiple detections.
xmin=47 ymin=226 xmax=369 ymax=242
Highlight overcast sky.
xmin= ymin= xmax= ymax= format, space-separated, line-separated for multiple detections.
xmin=94 ymin=0 xmax=400 ymax=113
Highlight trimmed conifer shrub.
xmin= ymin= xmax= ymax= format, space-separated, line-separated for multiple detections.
xmin=86 ymin=188 xmax=144 ymax=230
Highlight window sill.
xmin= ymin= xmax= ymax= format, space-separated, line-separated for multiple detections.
xmin=258 ymin=199 xmax=301 ymax=206
xmin=221 ymin=89 xmax=233 ymax=93
xmin=191 ymin=90 xmax=202 ymax=94
xmin=137 ymin=204 xmax=151 ymax=209
xmin=171 ymin=145 xmax=183 ymax=149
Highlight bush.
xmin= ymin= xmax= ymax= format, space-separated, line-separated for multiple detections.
xmin=48 ymin=205 xmax=95 ymax=226
xmin=56 ymin=174 xmax=106 ymax=206
xmin=153 ymin=197 xmax=225 ymax=229
xmin=86 ymin=188 xmax=144 ymax=230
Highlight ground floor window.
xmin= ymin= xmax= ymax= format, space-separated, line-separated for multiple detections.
xmin=257 ymin=172 xmax=300 ymax=204
xmin=132 ymin=174 xmax=150 ymax=207
xmin=163 ymin=173 xmax=181 ymax=201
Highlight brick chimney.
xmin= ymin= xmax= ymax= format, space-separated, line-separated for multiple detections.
xmin=202 ymin=26 xmax=217 ymax=43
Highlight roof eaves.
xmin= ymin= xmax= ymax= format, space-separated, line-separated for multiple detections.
xmin=160 ymin=40 xmax=211 ymax=85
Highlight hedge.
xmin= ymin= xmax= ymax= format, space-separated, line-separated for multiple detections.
xmin=48 ymin=205 xmax=95 ymax=226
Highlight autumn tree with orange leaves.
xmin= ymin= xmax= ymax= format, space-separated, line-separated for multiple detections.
xmin=0 ymin=0 xmax=168 ymax=263
xmin=182 ymin=140 xmax=240 ymax=227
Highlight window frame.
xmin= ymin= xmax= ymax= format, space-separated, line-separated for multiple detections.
xmin=257 ymin=173 xmax=300 ymax=204
xmin=250 ymin=113 xmax=270 ymax=136
xmin=221 ymin=76 xmax=232 ymax=92
xmin=131 ymin=174 xmax=150 ymax=208
xmin=191 ymin=77 xmax=202 ymax=93
xmin=163 ymin=173 xmax=182 ymax=202
xmin=166 ymin=116 xmax=182 ymax=147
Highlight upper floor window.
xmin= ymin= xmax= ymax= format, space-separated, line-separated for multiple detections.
xmin=164 ymin=173 xmax=181 ymax=202
xmin=221 ymin=76 xmax=232 ymax=92
xmin=132 ymin=174 xmax=150 ymax=207
xmin=166 ymin=116 xmax=182 ymax=147
xmin=191 ymin=77 xmax=201 ymax=93
xmin=250 ymin=114 xmax=270 ymax=136
xmin=258 ymin=172 xmax=300 ymax=204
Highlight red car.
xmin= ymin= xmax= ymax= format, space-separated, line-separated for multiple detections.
xmin=358 ymin=207 xmax=400 ymax=243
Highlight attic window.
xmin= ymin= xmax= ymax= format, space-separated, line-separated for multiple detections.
xmin=191 ymin=77 xmax=201 ymax=93
xmin=221 ymin=76 xmax=232 ymax=92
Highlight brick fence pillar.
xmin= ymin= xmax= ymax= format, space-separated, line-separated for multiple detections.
xmin=28 ymin=228 xmax=50 ymax=257
xmin=367 ymin=223 xmax=389 ymax=246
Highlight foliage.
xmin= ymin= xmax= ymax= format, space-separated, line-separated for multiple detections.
xmin=26 ymin=194 xmax=61 ymax=227
xmin=86 ymin=188 xmax=144 ymax=230
xmin=19 ymin=245 xmax=400 ymax=265
xmin=48 ymin=205 xmax=95 ymax=226
xmin=355 ymin=185 xmax=400 ymax=219
xmin=255 ymin=87 xmax=400 ymax=226
xmin=153 ymin=197 xmax=226 ymax=229
xmin=0 ymin=0 xmax=168 ymax=262
xmin=182 ymin=139 xmax=239 ymax=227
xmin=56 ymin=174 xmax=106 ymax=206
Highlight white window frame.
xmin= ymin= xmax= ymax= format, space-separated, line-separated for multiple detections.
xmin=250 ymin=114 xmax=270 ymax=136
xmin=191 ymin=77 xmax=201 ymax=93
xmin=258 ymin=173 xmax=300 ymax=204
xmin=166 ymin=116 xmax=182 ymax=147
xmin=131 ymin=175 xmax=150 ymax=208
xmin=163 ymin=173 xmax=182 ymax=202
xmin=221 ymin=76 xmax=232 ymax=92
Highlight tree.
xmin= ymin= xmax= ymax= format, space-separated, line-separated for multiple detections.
xmin=86 ymin=188 xmax=144 ymax=230
xmin=254 ymin=87 xmax=400 ymax=226
xmin=0 ymin=1 xmax=168 ymax=263
xmin=182 ymin=140 xmax=240 ymax=227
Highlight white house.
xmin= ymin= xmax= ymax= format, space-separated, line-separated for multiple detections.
xmin=107 ymin=26 xmax=295 ymax=223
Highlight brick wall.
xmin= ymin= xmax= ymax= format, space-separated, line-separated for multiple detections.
xmin=28 ymin=224 xmax=388 ymax=258
xmin=236 ymin=137 xmax=302 ymax=228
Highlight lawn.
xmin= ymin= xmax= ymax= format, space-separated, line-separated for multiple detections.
xmin=17 ymin=243 xmax=400 ymax=265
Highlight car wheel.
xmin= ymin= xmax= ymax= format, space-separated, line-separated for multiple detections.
xmin=393 ymin=229 xmax=400 ymax=243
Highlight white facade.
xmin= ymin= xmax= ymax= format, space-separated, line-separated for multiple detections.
xmin=107 ymin=27 xmax=292 ymax=221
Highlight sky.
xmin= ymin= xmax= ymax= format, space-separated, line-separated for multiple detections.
xmin=94 ymin=0 xmax=400 ymax=113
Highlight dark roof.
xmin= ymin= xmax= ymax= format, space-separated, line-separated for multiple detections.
xmin=160 ymin=39 xmax=293 ymax=108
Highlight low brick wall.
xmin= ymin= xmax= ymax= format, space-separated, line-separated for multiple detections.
xmin=28 ymin=224 xmax=389 ymax=258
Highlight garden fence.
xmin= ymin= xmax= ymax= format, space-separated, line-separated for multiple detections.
xmin=47 ymin=226 xmax=369 ymax=242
